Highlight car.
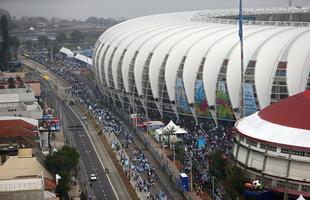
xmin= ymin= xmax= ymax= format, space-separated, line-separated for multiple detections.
xmin=90 ymin=174 xmax=97 ymax=181
xmin=81 ymin=116 xmax=87 ymax=120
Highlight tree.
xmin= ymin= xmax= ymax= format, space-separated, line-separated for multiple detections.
xmin=209 ymin=149 xmax=227 ymax=179
xmin=38 ymin=35 xmax=49 ymax=50
xmin=9 ymin=36 xmax=20 ymax=59
xmin=56 ymin=32 xmax=67 ymax=45
xmin=0 ymin=15 xmax=12 ymax=71
xmin=224 ymin=165 xmax=246 ymax=199
xmin=46 ymin=146 xmax=80 ymax=198
xmin=45 ymin=145 xmax=80 ymax=174
xmin=70 ymin=30 xmax=84 ymax=44
xmin=162 ymin=125 xmax=176 ymax=148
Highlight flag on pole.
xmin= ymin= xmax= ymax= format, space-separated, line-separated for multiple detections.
xmin=239 ymin=0 xmax=243 ymax=41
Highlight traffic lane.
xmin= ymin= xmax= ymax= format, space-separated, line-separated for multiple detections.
xmin=61 ymin=101 xmax=117 ymax=200
xmin=47 ymin=91 xmax=117 ymax=200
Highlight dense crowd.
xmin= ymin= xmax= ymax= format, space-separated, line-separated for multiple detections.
xmin=48 ymin=54 xmax=169 ymax=199
xmin=30 ymin=49 xmax=235 ymax=200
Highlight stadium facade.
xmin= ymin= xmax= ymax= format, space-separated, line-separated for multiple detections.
xmin=233 ymin=91 xmax=310 ymax=197
xmin=93 ymin=7 xmax=310 ymax=123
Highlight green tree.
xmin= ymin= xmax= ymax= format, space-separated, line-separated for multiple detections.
xmin=162 ymin=125 xmax=176 ymax=148
xmin=9 ymin=35 xmax=20 ymax=59
xmin=224 ymin=165 xmax=246 ymax=199
xmin=0 ymin=15 xmax=12 ymax=71
xmin=38 ymin=35 xmax=49 ymax=50
xmin=46 ymin=146 xmax=80 ymax=199
xmin=209 ymin=149 xmax=227 ymax=179
xmin=46 ymin=145 xmax=80 ymax=174
xmin=56 ymin=32 xmax=67 ymax=45
xmin=70 ymin=30 xmax=84 ymax=44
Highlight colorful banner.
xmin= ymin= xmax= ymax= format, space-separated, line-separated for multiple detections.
xmin=195 ymin=80 xmax=211 ymax=116
xmin=176 ymin=78 xmax=191 ymax=114
xmin=244 ymin=83 xmax=257 ymax=116
xmin=216 ymin=81 xmax=234 ymax=120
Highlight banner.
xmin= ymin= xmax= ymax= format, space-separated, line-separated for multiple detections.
xmin=176 ymin=78 xmax=191 ymax=114
xmin=216 ymin=81 xmax=234 ymax=120
xmin=244 ymin=83 xmax=257 ymax=116
xmin=195 ymin=80 xmax=211 ymax=116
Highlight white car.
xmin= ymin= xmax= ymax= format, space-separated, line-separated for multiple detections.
xmin=90 ymin=174 xmax=97 ymax=181
xmin=81 ymin=116 xmax=87 ymax=120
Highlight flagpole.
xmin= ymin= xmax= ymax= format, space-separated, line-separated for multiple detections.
xmin=239 ymin=0 xmax=244 ymax=119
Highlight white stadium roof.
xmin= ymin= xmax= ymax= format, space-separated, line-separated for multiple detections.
xmin=93 ymin=8 xmax=310 ymax=120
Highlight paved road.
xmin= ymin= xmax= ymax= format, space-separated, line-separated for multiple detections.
xmin=44 ymin=87 xmax=117 ymax=200
xmin=22 ymin=57 xmax=131 ymax=200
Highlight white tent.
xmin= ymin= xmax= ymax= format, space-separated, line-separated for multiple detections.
xmin=155 ymin=120 xmax=187 ymax=142
xmin=59 ymin=47 xmax=74 ymax=58
xmin=74 ymin=53 xmax=93 ymax=65
xmin=297 ymin=195 xmax=305 ymax=200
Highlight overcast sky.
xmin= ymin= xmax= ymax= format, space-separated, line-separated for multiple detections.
xmin=1 ymin=0 xmax=310 ymax=20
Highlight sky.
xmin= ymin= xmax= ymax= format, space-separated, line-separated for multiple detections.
xmin=1 ymin=0 xmax=310 ymax=20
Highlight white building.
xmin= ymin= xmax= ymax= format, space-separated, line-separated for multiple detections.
xmin=233 ymin=91 xmax=310 ymax=197
xmin=93 ymin=7 xmax=310 ymax=123
xmin=0 ymin=85 xmax=42 ymax=119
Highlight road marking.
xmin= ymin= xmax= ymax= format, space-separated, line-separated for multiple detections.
xmin=67 ymin=105 xmax=119 ymax=200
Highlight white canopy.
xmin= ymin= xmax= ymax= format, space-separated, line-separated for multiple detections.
xmin=59 ymin=47 xmax=74 ymax=58
xmin=297 ymin=195 xmax=305 ymax=200
xmin=74 ymin=53 xmax=93 ymax=65
xmin=161 ymin=120 xmax=187 ymax=135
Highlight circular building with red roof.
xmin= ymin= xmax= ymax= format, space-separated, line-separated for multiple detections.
xmin=233 ymin=90 xmax=310 ymax=197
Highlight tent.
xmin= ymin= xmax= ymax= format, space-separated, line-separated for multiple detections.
xmin=297 ymin=195 xmax=305 ymax=200
xmin=74 ymin=53 xmax=93 ymax=66
xmin=59 ymin=47 xmax=74 ymax=58
xmin=155 ymin=120 xmax=187 ymax=142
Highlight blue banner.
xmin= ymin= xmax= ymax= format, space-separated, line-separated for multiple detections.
xmin=244 ymin=83 xmax=257 ymax=116
xmin=176 ymin=78 xmax=191 ymax=114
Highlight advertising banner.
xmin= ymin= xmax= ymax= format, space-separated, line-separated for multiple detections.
xmin=176 ymin=78 xmax=191 ymax=114
xmin=195 ymin=80 xmax=211 ymax=116
xmin=216 ymin=81 xmax=234 ymax=120
xmin=244 ymin=83 xmax=257 ymax=116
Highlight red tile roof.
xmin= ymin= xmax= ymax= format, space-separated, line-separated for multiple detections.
xmin=0 ymin=126 xmax=37 ymax=137
xmin=0 ymin=120 xmax=36 ymax=130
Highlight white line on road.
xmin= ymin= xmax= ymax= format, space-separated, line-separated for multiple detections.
xmin=67 ymin=105 xmax=119 ymax=200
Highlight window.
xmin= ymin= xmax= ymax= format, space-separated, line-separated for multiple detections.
xmin=245 ymin=138 xmax=257 ymax=147
xmin=277 ymin=180 xmax=286 ymax=188
xmin=288 ymin=182 xmax=298 ymax=190
xmin=302 ymin=185 xmax=310 ymax=192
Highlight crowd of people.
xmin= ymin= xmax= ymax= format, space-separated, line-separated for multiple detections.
xmin=45 ymin=53 xmax=170 ymax=200
xmin=29 ymin=48 xmax=236 ymax=200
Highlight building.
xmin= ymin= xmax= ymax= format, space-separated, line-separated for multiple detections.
xmin=0 ymin=149 xmax=57 ymax=200
xmin=233 ymin=90 xmax=310 ymax=197
xmin=93 ymin=7 xmax=310 ymax=123
xmin=0 ymin=84 xmax=42 ymax=119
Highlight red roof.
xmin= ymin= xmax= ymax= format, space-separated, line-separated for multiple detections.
xmin=258 ymin=90 xmax=310 ymax=130
xmin=0 ymin=120 xmax=36 ymax=130
xmin=44 ymin=178 xmax=57 ymax=191
xmin=0 ymin=126 xmax=37 ymax=137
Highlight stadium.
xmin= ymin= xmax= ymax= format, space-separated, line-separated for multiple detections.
xmin=92 ymin=7 xmax=310 ymax=124
xmin=233 ymin=90 xmax=310 ymax=197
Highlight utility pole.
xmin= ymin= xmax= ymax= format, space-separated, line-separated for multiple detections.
xmin=289 ymin=0 xmax=292 ymax=7
xmin=239 ymin=0 xmax=245 ymax=119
